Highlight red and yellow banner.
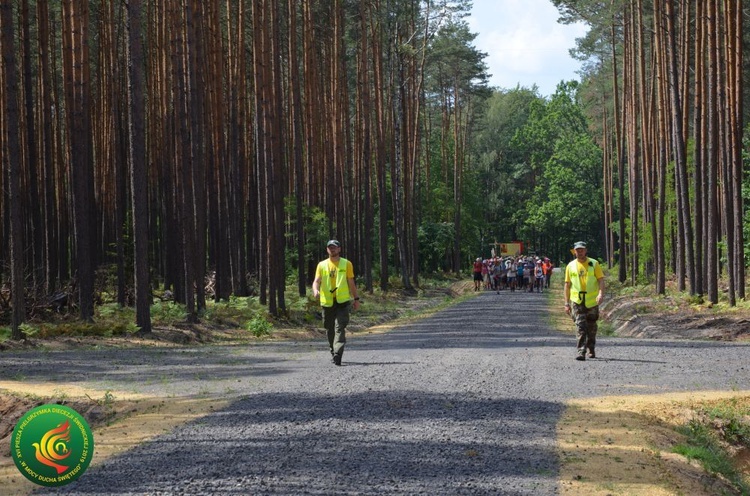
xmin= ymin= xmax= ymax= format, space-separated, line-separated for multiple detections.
xmin=496 ymin=242 xmax=523 ymax=257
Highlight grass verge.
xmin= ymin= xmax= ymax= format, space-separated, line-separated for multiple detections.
xmin=672 ymin=397 xmax=750 ymax=494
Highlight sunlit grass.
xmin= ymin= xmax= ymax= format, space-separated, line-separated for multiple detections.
xmin=672 ymin=397 xmax=750 ymax=494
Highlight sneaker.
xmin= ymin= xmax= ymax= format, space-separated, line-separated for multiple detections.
xmin=575 ymin=354 xmax=586 ymax=361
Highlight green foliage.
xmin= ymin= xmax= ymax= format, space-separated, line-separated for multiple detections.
xmin=742 ymin=124 xmax=750 ymax=261
xmin=2 ymin=274 xmax=470 ymax=347
xmin=622 ymin=218 xmax=663 ymax=284
xmin=17 ymin=320 xmax=138 ymax=339
xmin=285 ymin=198 xmax=333 ymax=277
xmin=636 ymin=222 xmax=654 ymax=271
xmin=469 ymin=81 xmax=604 ymax=263
xmin=151 ymin=302 xmax=188 ymax=324
xmin=525 ymin=135 xmax=602 ymax=227
xmin=700 ymin=401 xmax=750 ymax=447
xmin=596 ymin=320 xmax=615 ymax=337
xmin=419 ymin=16 xmax=492 ymax=268
xmin=471 ymin=87 xmax=543 ymax=243
xmin=421 ymin=182 xmax=455 ymax=225
xmin=96 ymin=303 xmax=134 ymax=321
xmin=672 ymin=439 xmax=725 ymax=470
xmin=98 ymin=390 xmax=116 ymax=408
xmin=418 ymin=222 xmax=456 ymax=272
xmin=673 ymin=420 xmax=749 ymax=493
xmin=201 ymin=295 xmax=268 ymax=327
xmin=671 ymin=398 xmax=750 ymax=494
xmin=19 ymin=323 xmax=39 ymax=337
xmin=283 ymin=291 xmax=315 ymax=313
xmin=244 ymin=315 xmax=273 ymax=338
xmin=520 ymin=127 xmax=603 ymax=258
xmin=426 ymin=20 xmax=489 ymax=94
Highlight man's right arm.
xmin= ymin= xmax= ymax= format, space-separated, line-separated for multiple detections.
xmin=312 ymin=276 xmax=321 ymax=299
xmin=312 ymin=263 xmax=322 ymax=298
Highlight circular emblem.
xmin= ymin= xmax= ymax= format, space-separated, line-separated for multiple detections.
xmin=11 ymin=404 xmax=94 ymax=487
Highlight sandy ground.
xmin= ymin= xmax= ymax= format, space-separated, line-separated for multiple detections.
xmin=558 ymin=390 xmax=749 ymax=495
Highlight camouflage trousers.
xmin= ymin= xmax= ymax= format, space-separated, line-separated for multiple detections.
xmin=571 ymin=302 xmax=599 ymax=355
xmin=322 ymin=300 xmax=350 ymax=359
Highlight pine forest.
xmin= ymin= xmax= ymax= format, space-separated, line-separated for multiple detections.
xmin=0 ymin=0 xmax=748 ymax=337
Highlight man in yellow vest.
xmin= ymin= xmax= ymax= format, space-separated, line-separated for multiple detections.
xmin=312 ymin=239 xmax=360 ymax=366
xmin=564 ymin=241 xmax=605 ymax=361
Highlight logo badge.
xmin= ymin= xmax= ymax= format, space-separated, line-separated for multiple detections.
xmin=11 ymin=404 xmax=94 ymax=487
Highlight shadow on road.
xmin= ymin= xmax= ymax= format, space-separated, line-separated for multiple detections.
xmin=45 ymin=390 xmax=564 ymax=495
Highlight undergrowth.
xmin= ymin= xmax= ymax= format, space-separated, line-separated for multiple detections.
xmin=0 ymin=274 xmax=467 ymax=342
xmin=672 ymin=397 xmax=750 ymax=494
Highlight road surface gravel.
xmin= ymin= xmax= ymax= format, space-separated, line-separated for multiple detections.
xmin=2 ymin=290 xmax=748 ymax=495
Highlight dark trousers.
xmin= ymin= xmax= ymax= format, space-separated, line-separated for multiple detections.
xmin=322 ymin=300 xmax=350 ymax=358
xmin=571 ymin=302 xmax=599 ymax=355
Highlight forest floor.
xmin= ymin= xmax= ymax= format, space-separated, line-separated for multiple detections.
xmin=1 ymin=277 xmax=750 ymax=494
xmin=601 ymin=288 xmax=750 ymax=342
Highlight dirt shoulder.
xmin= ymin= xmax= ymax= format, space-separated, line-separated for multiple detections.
xmin=601 ymin=293 xmax=750 ymax=341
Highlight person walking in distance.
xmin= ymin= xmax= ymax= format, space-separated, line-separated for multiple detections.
xmin=472 ymin=258 xmax=483 ymax=291
xmin=542 ymin=258 xmax=553 ymax=288
xmin=534 ymin=260 xmax=544 ymax=293
xmin=312 ymin=240 xmax=360 ymax=366
xmin=564 ymin=241 xmax=605 ymax=361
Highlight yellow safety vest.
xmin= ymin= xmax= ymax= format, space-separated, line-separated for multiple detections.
xmin=567 ymin=258 xmax=601 ymax=308
xmin=318 ymin=258 xmax=351 ymax=307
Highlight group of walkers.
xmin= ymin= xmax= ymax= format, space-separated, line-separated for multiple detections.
xmin=472 ymin=256 xmax=553 ymax=294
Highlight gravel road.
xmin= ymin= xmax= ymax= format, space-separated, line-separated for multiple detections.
xmin=3 ymin=290 xmax=749 ymax=495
